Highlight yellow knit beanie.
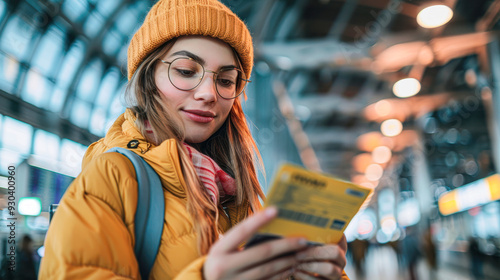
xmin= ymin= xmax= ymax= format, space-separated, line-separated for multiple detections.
xmin=127 ymin=0 xmax=253 ymax=81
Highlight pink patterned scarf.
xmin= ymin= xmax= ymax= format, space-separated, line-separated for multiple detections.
xmin=183 ymin=143 xmax=236 ymax=204
xmin=144 ymin=121 xmax=236 ymax=204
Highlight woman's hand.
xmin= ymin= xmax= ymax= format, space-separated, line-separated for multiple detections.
xmin=292 ymin=235 xmax=348 ymax=280
xmin=203 ymin=207 xmax=309 ymax=280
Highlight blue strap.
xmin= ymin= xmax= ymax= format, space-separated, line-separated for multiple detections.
xmin=106 ymin=147 xmax=164 ymax=280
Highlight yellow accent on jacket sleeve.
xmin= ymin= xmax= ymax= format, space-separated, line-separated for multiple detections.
xmin=39 ymin=153 xmax=141 ymax=279
xmin=173 ymin=256 xmax=207 ymax=280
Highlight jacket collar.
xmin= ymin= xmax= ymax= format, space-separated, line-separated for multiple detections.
xmin=83 ymin=109 xmax=187 ymax=199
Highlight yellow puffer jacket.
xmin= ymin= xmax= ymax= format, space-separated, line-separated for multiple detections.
xmin=39 ymin=109 xmax=250 ymax=279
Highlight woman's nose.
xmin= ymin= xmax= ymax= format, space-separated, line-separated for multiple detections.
xmin=193 ymin=72 xmax=218 ymax=102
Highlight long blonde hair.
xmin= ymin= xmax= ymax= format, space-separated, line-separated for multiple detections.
xmin=125 ymin=38 xmax=265 ymax=254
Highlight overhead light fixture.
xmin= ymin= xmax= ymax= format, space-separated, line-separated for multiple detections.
xmin=417 ymin=4 xmax=453 ymax=28
xmin=393 ymin=78 xmax=421 ymax=98
xmin=381 ymin=119 xmax=403 ymax=137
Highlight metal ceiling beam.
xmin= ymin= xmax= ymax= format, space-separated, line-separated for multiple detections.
xmin=296 ymin=95 xmax=366 ymax=119
xmin=306 ymin=127 xmax=368 ymax=147
xmin=486 ymin=38 xmax=500 ymax=174
xmin=249 ymin=0 xmax=279 ymax=43
xmin=0 ymin=89 xmax=100 ymax=146
xmin=258 ymin=39 xmax=371 ymax=70
xmin=61 ymin=0 xmax=131 ymax=119
xmin=328 ymin=0 xmax=358 ymax=39
xmin=274 ymin=0 xmax=309 ymax=42
xmin=289 ymin=76 xmax=380 ymax=120
xmin=476 ymin=0 xmax=500 ymax=31
xmin=272 ymin=78 xmax=322 ymax=172
xmin=328 ymin=0 xmax=420 ymax=18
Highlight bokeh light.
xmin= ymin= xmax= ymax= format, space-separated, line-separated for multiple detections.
xmin=392 ymin=78 xmax=421 ymax=98
xmin=381 ymin=119 xmax=403 ymax=137
xmin=372 ymin=146 xmax=392 ymax=164
xmin=417 ymin=4 xmax=453 ymax=28
xmin=365 ymin=163 xmax=384 ymax=181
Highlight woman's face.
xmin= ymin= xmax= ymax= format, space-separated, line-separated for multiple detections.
xmin=155 ymin=36 xmax=237 ymax=144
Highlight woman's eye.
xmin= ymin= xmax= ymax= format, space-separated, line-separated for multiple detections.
xmin=175 ymin=68 xmax=196 ymax=77
xmin=218 ymin=79 xmax=235 ymax=87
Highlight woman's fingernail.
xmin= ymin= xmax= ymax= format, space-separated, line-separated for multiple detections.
xmin=296 ymin=252 xmax=307 ymax=260
xmin=265 ymin=207 xmax=277 ymax=217
xmin=298 ymin=238 xmax=308 ymax=246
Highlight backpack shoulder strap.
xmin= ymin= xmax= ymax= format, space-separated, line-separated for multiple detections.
xmin=106 ymin=147 xmax=165 ymax=280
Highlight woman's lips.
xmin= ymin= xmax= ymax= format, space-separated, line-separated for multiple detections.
xmin=182 ymin=110 xmax=215 ymax=123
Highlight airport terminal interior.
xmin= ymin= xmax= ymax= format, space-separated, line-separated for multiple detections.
xmin=1 ymin=0 xmax=500 ymax=279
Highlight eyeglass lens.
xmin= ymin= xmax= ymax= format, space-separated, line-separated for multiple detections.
xmin=168 ymin=58 xmax=246 ymax=99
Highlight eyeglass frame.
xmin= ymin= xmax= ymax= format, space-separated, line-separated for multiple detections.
xmin=159 ymin=57 xmax=251 ymax=100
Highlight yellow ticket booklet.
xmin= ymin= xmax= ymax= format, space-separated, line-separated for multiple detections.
xmin=249 ymin=164 xmax=372 ymax=246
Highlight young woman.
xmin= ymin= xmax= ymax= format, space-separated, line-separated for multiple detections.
xmin=39 ymin=0 xmax=349 ymax=279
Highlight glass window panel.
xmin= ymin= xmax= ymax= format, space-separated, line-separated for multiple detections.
xmin=104 ymin=116 xmax=116 ymax=133
xmin=60 ymin=139 xmax=87 ymax=176
xmin=83 ymin=11 xmax=105 ymax=38
xmin=57 ymin=40 xmax=85 ymax=90
xmin=0 ymin=1 xmax=6 ymax=22
xmin=70 ymin=99 xmax=91 ymax=128
xmin=48 ymin=86 xmax=67 ymax=113
xmin=96 ymin=0 xmax=120 ymax=17
xmin=0 ymin=15 xmax=37 ymax=61
xmin=89 ymin=107 xmax=106 ymax=136
xmin=473 ymin=211 xmax=488 ymax=238
xmin=33 ymin=129 xmax=60 ymax=160
xmin=22 ymin=69 xmax=52 ymax=107
xmin=2 ymin=117 xmax=33 ymax=155
xmin=484 ymin=202 xmax=500 ymax=237
xmin=76 ymin=59 xmax=104 ymax=102
xmin=0 ymin=53 xmax=20 ymax=94
xmin=102 ymin=29 xmax=122 ymax=56
xmin=96 ymin=67 xmax=120 ymax=106
xmin=62 ymin=0 xmax=89 ymax=22
xmin=117 ymin=45 xmax=128 ymax=66
xmin=31 ymin=27 xmax=64 ymax=75
xmin=109 ymin=85 xmax=126 ymax=118
xmin=0 ymin=149 xmax=24 ymax=174
xmin=115 ymin=6 xmax=138 ymax=35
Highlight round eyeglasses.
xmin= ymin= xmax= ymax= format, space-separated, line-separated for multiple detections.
xmin=160 ymin=57 xmax=250 ymax=99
